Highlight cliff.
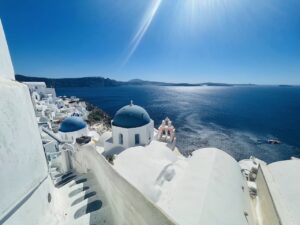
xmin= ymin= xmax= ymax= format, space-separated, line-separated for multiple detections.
xmin=16 ymin=74 xmax=242 ymax=87
xmin=16 ymin=74 xmax=121 ymax=88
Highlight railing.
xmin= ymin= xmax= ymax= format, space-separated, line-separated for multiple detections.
xmin=41 ymin=127 xmax=64 ymax=143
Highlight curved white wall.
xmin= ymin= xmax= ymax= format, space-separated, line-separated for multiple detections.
xmin=0 ymin=79 xmax=48 ymax=220
xmin=157 ymin=148 xmax=255 ymax=225
xmin=2 ymin=177 xmax=58 ymax=225
xmin=59 ymin=127 xmax=88 ymax=143
xmin=111 ymin=120 xmax=154 ymax=149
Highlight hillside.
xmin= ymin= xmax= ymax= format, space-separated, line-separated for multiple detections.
xmin=16 ymin=74 xmax=247 ymax=87
xmin=16 ymin=74 xmax=122 ymax=88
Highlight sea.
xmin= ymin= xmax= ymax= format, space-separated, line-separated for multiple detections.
xmin=56 ymin=85 xmax=300 ymax=163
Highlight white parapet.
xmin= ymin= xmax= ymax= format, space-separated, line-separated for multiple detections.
xmin=0 ymin=19 xmax=15 ymax=80
xmin=73 ymin=143 xmax=178 ymax=225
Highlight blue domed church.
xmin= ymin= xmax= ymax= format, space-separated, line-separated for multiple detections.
xmin=104 ymin=101 xmax=154 ymax=151
xmin=58 ymin=116 xmax=88 ymax=143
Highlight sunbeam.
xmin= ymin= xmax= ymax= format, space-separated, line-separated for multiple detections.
xmin=123 ymin=0 xmax=163 ymax=65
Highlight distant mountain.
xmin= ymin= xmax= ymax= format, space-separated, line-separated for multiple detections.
xmin=128 ymin=79 xmax=234 ymax=87
xmin=127 ymin=79 xmax=173 ymax=86
xmin=16 ymin=74 xmax=252 ymax=88
xmin=16 ymin=74 xmax=121 ymax=88
xmin=278 ymin=85 xmax=293 ymax=87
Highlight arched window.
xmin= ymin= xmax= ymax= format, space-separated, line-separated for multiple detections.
xmin=135 ymin=134 xmax=140 ymax=145
xmin=119 ymin=133 xmax=123 ymax=145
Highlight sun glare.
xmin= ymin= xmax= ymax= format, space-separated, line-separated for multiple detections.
xmin=123 ymin=0 xmax=241 ymax=65
xmin=123 ymin=0 xmax=163 ymax=65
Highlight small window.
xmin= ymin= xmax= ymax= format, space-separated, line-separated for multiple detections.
xmin=119 ymin=133 xmax=123 ymax=145
xmin=135 ymin=134 xmax=140 ymax=145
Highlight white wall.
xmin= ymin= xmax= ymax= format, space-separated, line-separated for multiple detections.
xmin=23 ymin=82 xmax=57 ymax=99
xmin=23 ymin=82 xmax=47 ymax=89
xmin=268 ymin=160 xmax=300 ymax=224
xmin=59 ymin=127 xmax=88 ymax=143
xmin=72 ymin=144 xmax=178 ymax=225
xmin=0 ymin=20 xmax=14 ymax=80
xmin=3 ymin=177 xmax=58 ymax=225
xmin=111 ymin=120 xmax=154 ymax=149
xmin=0 ymin=79 xmax=48 ymax=221
xmin=157 ymin=149 xmax=256 ymax=225
xmin=44 ymin=88 xmax=57 ymax=98
xmin=255 ymin=165 xmax=281 ymax=225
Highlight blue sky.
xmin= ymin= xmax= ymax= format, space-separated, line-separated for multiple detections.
xmin=0 ymin=0 xmax=300 ymax=84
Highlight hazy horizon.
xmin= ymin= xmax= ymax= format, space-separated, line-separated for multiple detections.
xmin=16 ymin=74 xmax=300 ymax=86
xmin=1 ymin=0 xmax=300 ymax=84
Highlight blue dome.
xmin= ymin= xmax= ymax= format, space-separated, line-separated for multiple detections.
xmin=112 ymin=104 xmax=151 ymax=128
xmin=59 ymin=116 xmax=87 ymax=132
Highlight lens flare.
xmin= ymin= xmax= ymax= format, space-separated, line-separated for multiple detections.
xmin=123 ymin=0 xmax=163 ymax=65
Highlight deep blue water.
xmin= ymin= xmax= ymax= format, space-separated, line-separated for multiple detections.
xmin=56 ymin=85 xmax=300 ymax=163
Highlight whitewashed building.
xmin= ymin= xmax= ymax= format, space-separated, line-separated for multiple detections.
xmin=23 ymin=81 xmax=56 ymax=99
xmin=104 ymin=102 xmax=154 ymax=152
xmin=58 ymin=116 xmax=88 ymax=143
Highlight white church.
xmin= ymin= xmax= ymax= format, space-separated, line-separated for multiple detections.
xmin=104 ymin=101 xmax=154 ymax=153
xmin=58 ymin=116 xmax=88 ymax=143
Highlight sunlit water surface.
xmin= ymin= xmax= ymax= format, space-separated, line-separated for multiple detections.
xmin=57 ymin=85 xmax=300 ymax=163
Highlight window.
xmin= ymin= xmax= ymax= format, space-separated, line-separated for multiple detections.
xmin=135 ymin=134 xmax=140 ymax=145
xmin=119 ymin=133 xmax=123 ymax=145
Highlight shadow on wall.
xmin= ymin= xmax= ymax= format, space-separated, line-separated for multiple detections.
xmin=71 ymin=191 xmax=97 ymax=206
xmin=54 ymin=171 xmax=106 ymax=224
xmin=74 ymin=200 xmax=103 ymax=219
xmin=102 ymin=146 xmax=125 ymax=158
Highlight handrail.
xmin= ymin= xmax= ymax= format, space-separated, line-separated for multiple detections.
xmin=41 ymin=127 xmax=64 ymax=144
xmin=45 ymin=142 xmax=75 ymax=155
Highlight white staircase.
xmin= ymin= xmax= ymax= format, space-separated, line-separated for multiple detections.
xmin=50 ymin=170 xmax=113 ymax=225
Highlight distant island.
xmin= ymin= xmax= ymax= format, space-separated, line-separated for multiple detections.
xmin=16 ymin=74 xmax=121 ymax=88
xmin=16 ymin=74 xmax=255 ymax=88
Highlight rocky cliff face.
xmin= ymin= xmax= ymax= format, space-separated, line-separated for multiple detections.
xmin=86 ymin=102 xmax=112 ymax=133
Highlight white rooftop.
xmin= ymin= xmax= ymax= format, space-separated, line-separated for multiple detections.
xmin=267 ymin=160 xmax=300 ymax=225
xmin=113 ymin=141 xmax=254 ymax=225
xmin=23 ymin=82 xmax=47 ymax=87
